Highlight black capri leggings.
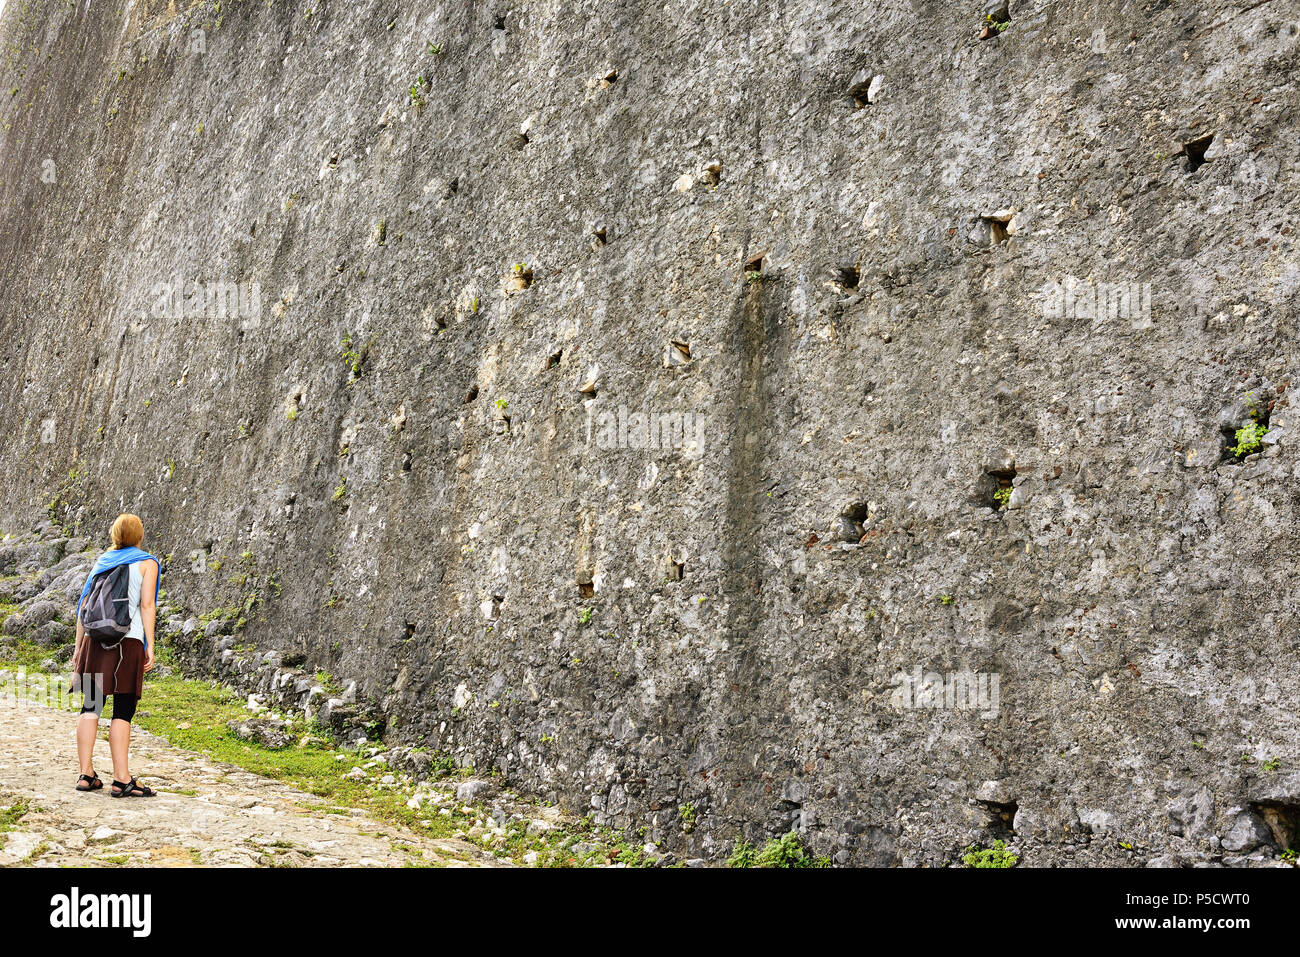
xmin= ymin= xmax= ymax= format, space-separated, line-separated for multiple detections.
xmin=80 ymin=690 xmax=139 ymax=724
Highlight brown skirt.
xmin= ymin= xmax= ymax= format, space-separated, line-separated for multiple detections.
xmin=71 ymin=636 xmax=146 ymax=698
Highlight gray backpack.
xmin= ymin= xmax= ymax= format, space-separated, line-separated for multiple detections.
xmin=80 ymin=565 xmax=133 ymax=649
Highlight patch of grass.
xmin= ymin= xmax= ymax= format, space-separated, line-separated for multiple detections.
xmin=0 ymin=637 xmax=52 ymax=668
xmin=314 ymin=670 xmax=344 ymax=697
xmin=727 ymin=831 xmax=829 ymax=868
xmin=0 ymin=798 xmax=35 ymax=833
xmin=0 ymin=652 xmax=649 ymax=868
xmin=487 ymin=814 xmax=657 ymax=869
xmin=198 ymin=607 xmax=234 ymax=627
xmin=122 ymin=675 xmax=469 ymax=842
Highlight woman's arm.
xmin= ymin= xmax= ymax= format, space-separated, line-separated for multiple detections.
xmin=73 ymin=610 xmax=85 ymax=669
xmin=140 ymin=560 xmax=158 ymax=671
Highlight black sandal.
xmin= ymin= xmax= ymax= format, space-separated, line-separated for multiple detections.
xmin=75 ymin=772 xmax=103 ymax=792
xmin=110 ymin=776 xmax=155 ymax=798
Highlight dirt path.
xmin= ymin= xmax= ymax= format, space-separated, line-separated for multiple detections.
xmin=0 ymin=695 xmax=501 ymax=867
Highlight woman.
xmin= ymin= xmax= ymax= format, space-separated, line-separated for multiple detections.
xmin=71 ymin=513 xmax=160 ymax=797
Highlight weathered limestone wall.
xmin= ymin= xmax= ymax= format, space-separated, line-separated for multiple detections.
xmin=2 ymin=0 xmax=1299 ymax=864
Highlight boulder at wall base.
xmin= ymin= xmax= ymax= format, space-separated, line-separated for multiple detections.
xmin=226 ymin=718 xmax=293 ymax=750
xmin=2 ymin=600 xmax=63 ymax=637
xmin=30 ymin=619 xmax=73 ymax=647
xmin=1221 ymin=810 xmax=1274 ymax=853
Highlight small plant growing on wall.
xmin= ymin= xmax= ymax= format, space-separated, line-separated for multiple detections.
xmin=1227 ymin=390 xmax=1272 ymax=461
xmin=961 ymin=840 xmax=1018 ymax=868
xmin=727 ymin=832 xmax=830 ymax=868
xmin=1231 ymin=421 xmax=1268 ymax=458
xmin=339 ymin=333 xmax=372 ymax=384
xmin=409 ymin=75 xmax=429 ymax=107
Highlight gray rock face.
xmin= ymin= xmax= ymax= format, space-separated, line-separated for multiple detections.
xmin=1166 ymin=787 xmax=1215 ymax=844
xmin=2 ymin=599 xmax=62 ymax=636
xmin=0 ymin=0 xmax=1298 ymax=865
xmin=455 ymin=780 xmax=493 ymax=805
xmin=1221 ymin=810 xmax=1273 ymax=854
xmin=226 ymin=718 xmax=293 ymax=750
xmin=30 ymin=620 xmax=73 ymax=648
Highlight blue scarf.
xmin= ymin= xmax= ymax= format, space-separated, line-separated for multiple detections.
xmin=76 ymin=546 xmax=161 ymax=620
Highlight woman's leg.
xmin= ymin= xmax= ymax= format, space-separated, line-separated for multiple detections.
xmin=77 ymin=678 xmax=104 ymax=776
xmin=76 ymin=714 xmax=99 ymax=775
xmin=107 ymin=693 xmax=138 ymax=783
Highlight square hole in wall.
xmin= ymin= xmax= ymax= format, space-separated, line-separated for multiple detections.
xmin=1184 ymin=134 xmax=1215 ymax=174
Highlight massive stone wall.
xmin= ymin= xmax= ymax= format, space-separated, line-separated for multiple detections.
xmin=1 ymin=0 xmax=1299 ymax=865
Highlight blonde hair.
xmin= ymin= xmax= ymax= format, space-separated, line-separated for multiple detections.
xmin=110 ymin=513 xmax=144 ymax=549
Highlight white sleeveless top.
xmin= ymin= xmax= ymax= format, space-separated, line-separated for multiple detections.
xmin=126 ymin=561 xmax=146 ymax=643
